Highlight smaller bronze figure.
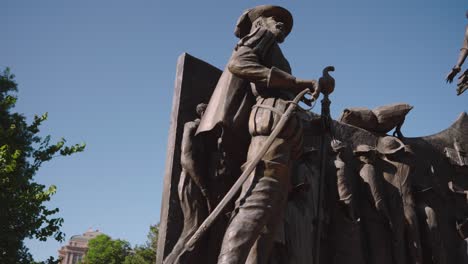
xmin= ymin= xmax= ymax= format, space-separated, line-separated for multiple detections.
xmin=164 ymin=103 xmax=210 ymax=264
xmin=355 ymin=143 xmax=394 ymax=264
xmin=354 ymin=144 xmax=391 ymax=224
xmin=446 ymin=11 xmax=468 ymax=95
xmin=377 ymin=137 xmax=423 ymax=264
xmin=444 ymin=140 xmax=468 ymax=168
xmin=448 ymin=181 xmax=468 ymax=238
xmin=331 ymin=140 xmax=357 ymax=222
xmin=412 ymin=165 xmax=447 ymax=264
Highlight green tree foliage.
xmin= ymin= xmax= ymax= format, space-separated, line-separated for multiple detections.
xmin=122 ymin=253 xmax=148 ymax=264
xmin=123 ymin=245 xmax=154 ymax=264
xmin=0 ymin=68 xmax=85 ymax=263
xmin=82 ymin=234 xmax=131 ymax=264
xmin=81 ymin=225 xmax=158 ymax=264
xmin=123 ymin=224 xmax=158 ymax=264
xmin=146 ymin=224 xmax=158 ymax=252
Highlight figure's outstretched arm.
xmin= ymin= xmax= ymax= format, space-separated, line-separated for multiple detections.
xmin=447 ymin=25 xmax=468 ymax=83
xmin=455 ymin=26 xmax=468 ymax=69
xmin=227 ymin=33 xmax=318 ymax=96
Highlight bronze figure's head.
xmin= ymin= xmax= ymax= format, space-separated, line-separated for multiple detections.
xmin=234 ymin=5 xmax=293 ymax=43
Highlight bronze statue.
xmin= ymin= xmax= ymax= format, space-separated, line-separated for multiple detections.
xmin=157 ymin=5 xmax=468 ymax=264
xmin=194 ymin=5 xmax=326 ymax=264
xmin=446 ymin=11 xmax=468 ymax=95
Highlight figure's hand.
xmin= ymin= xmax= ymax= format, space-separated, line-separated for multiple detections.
xmin=311 ymin=88 xmax=321 ymax=100
xmin=296 ymin=79 xmax=319 ymax=105
xmin=297 ymin=79 xmax=318 ymax=93
xmin=446 ymin=66 xmax=461 ymax=83
xmin=301 ymin=92 xmax=315 ymax=106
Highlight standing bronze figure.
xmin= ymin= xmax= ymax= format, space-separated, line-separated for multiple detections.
xmin=195 ymin=5 xmax=325 ymax=264
xmin=446 ymin=11 xmax=468 ymax=95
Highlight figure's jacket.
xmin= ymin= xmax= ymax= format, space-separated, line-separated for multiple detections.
xmin=196 ymin=27 xmax=298 ymax=137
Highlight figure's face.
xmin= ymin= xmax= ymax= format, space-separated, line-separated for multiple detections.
xmin=262 ymin=16 xmax=286 ymax=43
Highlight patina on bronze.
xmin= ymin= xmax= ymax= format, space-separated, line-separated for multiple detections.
xmin=158 ymin=5 xmax=468 ymax=264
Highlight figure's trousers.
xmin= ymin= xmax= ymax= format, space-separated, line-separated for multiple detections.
xmin=217 ymin=96 xmax=303 ymax=264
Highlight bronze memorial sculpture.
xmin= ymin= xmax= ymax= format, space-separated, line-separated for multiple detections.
xmin=158 ymin=5 xmax=468 ymax=264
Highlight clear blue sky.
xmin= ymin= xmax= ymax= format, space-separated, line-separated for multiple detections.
xmin=2 ymin=0 xmax=467 ymax=261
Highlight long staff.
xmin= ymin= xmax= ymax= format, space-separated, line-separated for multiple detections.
xmin=313 ymin=66 xmax=335 ymax=264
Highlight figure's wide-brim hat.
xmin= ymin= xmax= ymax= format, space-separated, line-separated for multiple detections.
xmin=235 ymin=5 xmax=293 ymax=38
xmin=376 ymin=136 xmax=405 ymax=155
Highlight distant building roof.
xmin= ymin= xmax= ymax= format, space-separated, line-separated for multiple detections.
xmin=70 ymin=229 xmax=103 ymax=242
xmin=58 ymin=228 xmax=104 ymax=264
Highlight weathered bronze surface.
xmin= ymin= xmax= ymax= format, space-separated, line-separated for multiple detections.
xmin=158 ymin=5 xmax=468 ymax=264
